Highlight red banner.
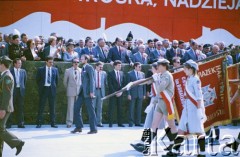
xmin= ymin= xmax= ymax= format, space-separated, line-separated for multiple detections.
xmin=173 ymin=57 xmax=231 ymax=131
xmin=227 ymin=64 xmax=240 ymax=120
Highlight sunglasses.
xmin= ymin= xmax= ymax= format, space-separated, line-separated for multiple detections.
xmin=73 ymin=62 xmax=79 ymax=63
xmin=175 ymin=62 xmax=180 ymax=63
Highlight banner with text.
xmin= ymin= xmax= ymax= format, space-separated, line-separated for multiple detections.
xmin=227 ymin=64 xmax=240 ymax=120
xmin=173 ymin=57 xmax=231 ymax=130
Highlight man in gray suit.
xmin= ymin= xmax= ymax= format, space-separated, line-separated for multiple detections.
xmin=63 ymin=58 xmax=82 ymax=128
xmin=93 ymin=62 xmax=107 ymax=127
xmin=127 ymin=62 xmax=146 ymax=127
xmin=71 ymin=54 xmax=98 ymax=134
xmin=8 ymin=58 xmax=27 ymax=128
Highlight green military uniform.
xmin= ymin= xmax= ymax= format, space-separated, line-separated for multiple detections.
xmin=8 ymin=44 xmax=24 ymax=60
xmin=0 ymin=57 xmax=23 ymax=156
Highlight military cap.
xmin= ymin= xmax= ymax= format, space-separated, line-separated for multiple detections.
xmin=0 ymin=55 xmax=12 ymax=64
xmin=157 ymin=58 xmax=170 ymax=64
xmin=12 ymin=34 xmax=19 ymax=40
xmin=203 ymin=44 xmax=211 ymax=49
xmin=126 ymin=31 xmax=133 ymax=41
xmin=184 ymin=59 xmax=198 ymax=70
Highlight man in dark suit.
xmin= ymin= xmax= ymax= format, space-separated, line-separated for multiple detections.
xmin=107 ymin=37 xmax=132 ymax=65
xmin=0 ymin=56 xmax=25 ymax=156
xmin=131 ymin=39 xmax=144 ymax=55
xmin=108 ymin=60 xmax=126 ymax=127
xmin=132 ymin=44 xmax=148 ymax=64
xmin=8 ymin=35 xmax=26 ymax=62
xmin=36 ymin=56 xmax=59 ymax=128
xmin=145 ymin=39 xmax=155 ymax=56
xmin=94 ymin=38 xmax=107 ymax=63
xmin=166 ymin=40 xmax=184 ymax=64
xmin=93 ymin=62 xmax=107 ymax=127
xmin=182 ymin=41 xmax=199 ymax=62
xmin=71 ymin=54 xmax=98 ymax=134
xmin=127 ymin=62 xmax=146 ymax=127
xmin=9 ymin=58 xmax=27 ymax=128
xmin=81 ymin=39 xmax=99 ymax=63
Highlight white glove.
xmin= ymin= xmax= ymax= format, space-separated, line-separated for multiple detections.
xmin=152 ymin=73 xmax=159 ymax=82
xmin=126 ymin=82 xmax=133 ymax=90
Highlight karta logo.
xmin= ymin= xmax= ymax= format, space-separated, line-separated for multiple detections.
xmin=0 ymin=0 xmax=239 ymax=43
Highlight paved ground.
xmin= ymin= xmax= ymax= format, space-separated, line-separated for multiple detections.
xmin=3 ymin=124 xmax=240 ymax=157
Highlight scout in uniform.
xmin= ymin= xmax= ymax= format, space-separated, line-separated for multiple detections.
xmin=126 ymin=59 xmax=178 ymax=155
xmin=0 ymin=56 xmax=25 ymax=156
xmin=165 ymin=60 xmax=207 ymax=157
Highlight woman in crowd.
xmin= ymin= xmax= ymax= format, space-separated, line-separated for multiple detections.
xmin=63 ymin=42 xmax=79 ymax=62
xmin=23 ymin=39 xmax=41 ymax=61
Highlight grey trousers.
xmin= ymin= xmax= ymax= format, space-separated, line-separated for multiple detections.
xmin=93 ymin=89 xmax=103 ymax=125
xmin=66 ymin=96 xmax=77 ymax=125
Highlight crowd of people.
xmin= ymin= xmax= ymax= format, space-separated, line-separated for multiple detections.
xmin=0 ymin=31 xmax=239 ymax=156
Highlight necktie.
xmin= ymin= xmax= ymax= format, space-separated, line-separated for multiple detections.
xmin=137 ymin=72 xmax=139 ymax=80
xmin=16 ymin=69 xmax=19 ymax=85
xmin=47 ymin=68 xmax=51 ymax=84
xmin=82 ymin=67 xmax=85 ymax=73
xmin=101 ymin=48 xmax=106 ymax=59
xmin=142 ymin=54 xmax=145 ymax=63
xmin=151 ymin=84 xmax=156 ymax=96
xmin=89 ymin=48 xmax=92 ymax=54
xmin=117 ymin=71 xmax=120 ymax=87
xmin=75 ymin=70 xmax=77 ymax=81
xmin=119 ymin=46 xmax=121 ymax=54
xmin=98 ymin=71 xmax=100 ymax=88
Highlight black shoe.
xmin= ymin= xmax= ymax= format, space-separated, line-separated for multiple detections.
xmin=129 ymin=124 xmax=133 ymax=127
xmin=165 ymin=151 xmax=178 ymax=156
xmin=118 ymin=124 xmax=125 ymax=127
xmin=164 ymin=144 xmax=174 ymax=151
xmin=226 ymin=140 xmax=239 ymax=152
xmin=109 ymin=124 xmax=112 ymax=127
xmin=97 ymin=124 xmax=104 ymax=127
xmin=36 ymin=124 xmax=41 ymax=128
xmin=87 ymin=130 xmax=98 ymax=134
xmin=130 ymin=143 xmax=145 ymax=152
xmin=15 ymin=141 xmax=25 ymax=156
xmin=197 ymin=154 xmax=206 ymax=157
xmin=135 ymin=124 xmax=143 ymax=127
xmin=18 ymin=125 xmax=25 ymax=128
xmin=51 ymin=124 xmax=58 ymax=128
xmin=71 ymin=128 xmax=82 ymax=133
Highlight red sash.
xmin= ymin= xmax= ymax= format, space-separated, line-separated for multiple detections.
xmin=160 ymin=90 xmax=175 ymax=120
xmin=185 ymin=84 xmax=198 ymax=108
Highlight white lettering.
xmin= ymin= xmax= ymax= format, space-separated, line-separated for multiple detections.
xmin=213 ymin=0 xmax=217 ymax=8
xmin=165 ymin=0 xmax=177 ymax=7
xmin=101 ymin=0 xmax=112 ymax=3
xmin=236 ymin=0 xmax=240 ymax=10
xmin=227 ymin=0 xmax=235 ymax=10
xmin=219 ymin=0 xmax=227 ymax=9
xmin=177 ymin=0 xmax=189 ymax=8
xmin=141 ymin=0 xmax=153 ymax=5
xmin=116 ymin=0 xmax=126 ymax=4
xmin=202 ymin=0 xmax=212 ymax=9
xmin=190 ymin=0 xmax=201 ymax=8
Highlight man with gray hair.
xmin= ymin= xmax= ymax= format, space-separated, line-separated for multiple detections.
xmin=94 ymin=38 xmax=107 ymax=63
xmin=132 ymin=44 xmax=148 ymax=64
xmin=131 ymin=39 xmax=144 ymax=55
xmin=206 ymin=45 xmax=219 ymax=57
xmin=161 ymin=39 xmax=170 ymax=53
xmin=74 ymin=39 xmax=85 ymax=57
xmin=149 ymin=41 xmax=166 ymax=63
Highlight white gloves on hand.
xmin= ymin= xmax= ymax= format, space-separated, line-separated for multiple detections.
xmin=152 ymin=73 xmax=159 ymax=82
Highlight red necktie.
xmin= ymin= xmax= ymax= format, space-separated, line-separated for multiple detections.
xmin=98 ymin=71 xmax=100 ymax=88
xmin=151 ymin=84 xmax=156 ymax=96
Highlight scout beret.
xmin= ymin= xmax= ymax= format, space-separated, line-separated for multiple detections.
xmin=157 ymin=58 xmax=170 ymax=65
xmin=184 ymin=59 xmax=199 ymax=70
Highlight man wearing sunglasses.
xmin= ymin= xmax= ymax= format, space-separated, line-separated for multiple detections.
xmin=63 ymin=58 xmax=82 ymax=128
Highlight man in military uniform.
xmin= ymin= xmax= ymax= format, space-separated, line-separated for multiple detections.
xmin=0 ymin=56 xmax=24 ymax=156
xmin=8 ymin=35 xmax=26 ymax=61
